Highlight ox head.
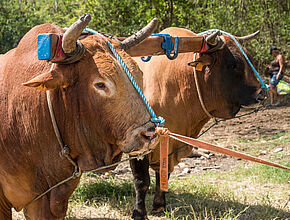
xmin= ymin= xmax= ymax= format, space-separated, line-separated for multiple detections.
xmin=22 ymin=15 xmax=159 ymax=169
xmin=191 ymin=30 xmax=265 ymax=118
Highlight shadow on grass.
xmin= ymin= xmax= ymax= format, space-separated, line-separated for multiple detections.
xmin=163 ymin=191 xmax=290 ymax=220
xmin=67 ymin=177 xmax=290 ymax=220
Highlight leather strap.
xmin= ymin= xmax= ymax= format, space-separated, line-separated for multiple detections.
xmin=160 ymin=135 xmax=169 ymax=192
xmin=155 ymin=127 xmax=290 ymax=171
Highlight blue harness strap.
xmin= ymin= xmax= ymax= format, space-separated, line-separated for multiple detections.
xmin=84 ymin=28 xmax=165 ymax=127
xmin=141 ymin=34 xmax=179 ymax=62
xmin=198 ymin=29 xmax=268 ymax=90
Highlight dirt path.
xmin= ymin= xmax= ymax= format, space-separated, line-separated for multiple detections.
xmin=200 ymin=98 xmax=290 ymax=143
xmin=172 ymin=94 xmax=290 ymax=175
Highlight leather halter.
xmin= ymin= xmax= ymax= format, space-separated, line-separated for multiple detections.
xmin=45 ymin=64 xmax=82 ymax=178
xmin=192 ymin=53 xmax=217 ymax=121
xmin=46 ymin=90 xmax=81 ymax=177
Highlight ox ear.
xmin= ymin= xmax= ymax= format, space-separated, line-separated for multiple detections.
xmin=22 ymin=69 xmax=69 ymax=91
xmin=188 ymin=54 xmax=212 ymax=71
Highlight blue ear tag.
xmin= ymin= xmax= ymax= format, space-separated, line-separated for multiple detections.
xmin=37 ymin=33 xmax=53 ymax=60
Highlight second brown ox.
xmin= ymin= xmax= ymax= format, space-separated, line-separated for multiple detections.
xmin=129 ymin=27 xmax=265 ymax=219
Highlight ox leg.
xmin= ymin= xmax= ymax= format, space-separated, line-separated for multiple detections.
xmin=0 ymin=187 xmax=12 ymax=220
xmin=130 ymin=155 xmax=150 ymax=220
xmin=152 ymin=172 xmax=170 ymax=213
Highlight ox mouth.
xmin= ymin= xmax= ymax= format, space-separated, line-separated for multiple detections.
xmin=119 ymin=121 xmax=159 ymax=156
xmin=242 ymin=89 xmax=268 ymax=109
xmin=241 ymin=97 xmax=267 ymax=110
xmin=128 ymin=132 xmax=159 ymax=157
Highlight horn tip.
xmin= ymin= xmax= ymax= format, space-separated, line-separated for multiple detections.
xmin=150 ymin=18 xmax=159 ymax=27
xmin=80 ymin=14 xmax=91 ymax=23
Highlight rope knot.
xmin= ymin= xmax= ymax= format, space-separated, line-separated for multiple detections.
xmin=155 ymin=127 xmax=170 ymax=136
xmin=59 ymin=145 xmax=70 ymax=158
xmin=151 ymin=116 xmax=165 ymax=127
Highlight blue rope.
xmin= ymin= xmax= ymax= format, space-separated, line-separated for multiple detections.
xmin=141 ymin=56 xmax=152 ymax=62
xmin=107 ymin=41 xmax=165 ymax=127
xmin=84 ymin=28 xmax=100 ymax=35
xmin=140 ymin=34 xmax=179 ymax=61
xmin=198 ymin=29 xmax=268 ymax=90
xmin=84 ymin=28 xmax=165 ymax=126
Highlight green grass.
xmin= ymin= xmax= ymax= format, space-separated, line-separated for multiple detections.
xmin=66 ymin=131 xmax=290 ymax=220
xmin=71 ymin=176 xmax=135 ymax=203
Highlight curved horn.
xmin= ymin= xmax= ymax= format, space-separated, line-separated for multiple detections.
xmin=237 ymin=30 xmax=260 ymax=42
xmin=62 ymin=14 xmax=91 ymax=54
xmin=120 ymin=18 xmax=159 ymax=51
xmin=206 ymin=30 xmax=221 ymax=46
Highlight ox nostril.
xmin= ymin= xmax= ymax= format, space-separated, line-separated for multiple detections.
xmin=140 ymin=129 xmax=157 ymax=142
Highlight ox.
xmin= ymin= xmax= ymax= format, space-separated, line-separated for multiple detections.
xmin=0 ymin=15 xmax=160 ymax=219
xmin=129 ymin=27 xmax=265 ymax=219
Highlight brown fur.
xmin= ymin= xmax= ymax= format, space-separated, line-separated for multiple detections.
xmin=0 ymin=23 xmax=156 ymax=219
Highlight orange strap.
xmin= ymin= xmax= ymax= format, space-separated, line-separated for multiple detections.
xmin=156 ymin=127 xmax=290 ymax=173
xmin=160 ymin=135 xmax=169 ymax=191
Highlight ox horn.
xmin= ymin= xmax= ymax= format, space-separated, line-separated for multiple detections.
xmin=237 ymin=30 xmax=260 ymax=42
xmin=62 ymin=14 xmax=91 ymax=54
xmin=206 ymin=30 xmax=221 ymax=46
xmin=120 ymin=18 xmax=159 ymax=51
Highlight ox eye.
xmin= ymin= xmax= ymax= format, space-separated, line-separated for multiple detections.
xmin=94 ymin=82 xmax=106 ymax=89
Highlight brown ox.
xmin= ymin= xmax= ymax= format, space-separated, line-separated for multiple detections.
xmin=129 ymin=27 xmax=265 ymax=219
xmin=0 ymin=15 xmax=160 ymax=219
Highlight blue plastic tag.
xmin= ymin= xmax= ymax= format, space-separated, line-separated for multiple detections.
xmin=37 ymin=33 xmax=52 ymax=60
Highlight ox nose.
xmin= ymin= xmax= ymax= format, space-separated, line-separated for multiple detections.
xmin=127 ymin=123 xmax=159 ymax=156
xmin=139 ymin=126 xmax=157 ymax=144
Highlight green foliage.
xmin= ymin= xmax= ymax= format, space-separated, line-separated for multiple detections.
xmin=0 ymin=0 xmax=289 ymax=72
